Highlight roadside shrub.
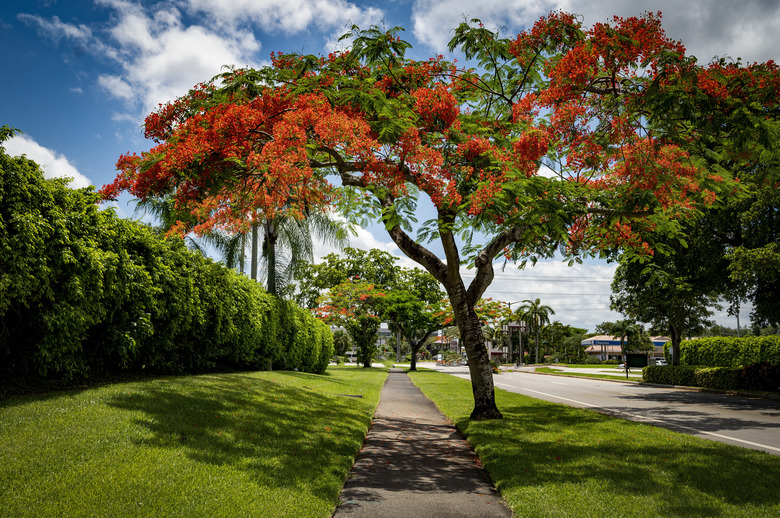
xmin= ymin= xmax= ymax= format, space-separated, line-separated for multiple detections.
xmin=672 ymin=336 xmax=780 ymax=367
xmin=643 ymin=363 xmax=779 ymax=393
xmin=0 ymin=131 xmax=331 ymax=384
xmin=740 ymin=362 xmax=780 ymax=392
xmin=692 ymin=367 xmax=742 ymax=390
xmin=643 ymin=365 xmax=699 ymax=386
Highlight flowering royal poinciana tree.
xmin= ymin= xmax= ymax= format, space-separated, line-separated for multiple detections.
xmin=315 ymin=280 xmax=386 ymax=367
xmin=101 ymin=12 xmax=779 ymax=419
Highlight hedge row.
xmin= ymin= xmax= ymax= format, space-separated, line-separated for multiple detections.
xmin=664 ymin=336 xmax=780 ymax=367
xmin=0 ymin=128 xmax=332 ymax=384
xmin=643 ymin=363 xmax=780 ymax=393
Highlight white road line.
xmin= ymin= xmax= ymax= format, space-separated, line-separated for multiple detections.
xmin=521 ymin=388 xmax=599 ymax=408
xmin=617 ymin=411 xmax=780 ymax=453
xmin=497 ymin=383 xmax=780 ymax=453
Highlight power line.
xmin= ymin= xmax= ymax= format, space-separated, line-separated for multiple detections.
xmin=486 ymin=291 xmax=612 ymax=296
xmin=464 ymin=274 xmax=614 ymax=281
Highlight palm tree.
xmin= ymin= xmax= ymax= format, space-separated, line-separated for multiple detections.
xmin=137 ymin=199 xmax=351 ymax=295
xmin=244 ymin=211 xmax=350 ymax=295
xmin=516 ymin=298 xmax=555 ymax=364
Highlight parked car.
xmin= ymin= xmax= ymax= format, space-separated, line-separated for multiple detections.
xmin=655 ymin=359 xmax=667 ymax=366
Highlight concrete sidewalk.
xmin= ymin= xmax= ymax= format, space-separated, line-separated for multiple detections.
xmin=333 ymin=369 xmax=511 ymax=517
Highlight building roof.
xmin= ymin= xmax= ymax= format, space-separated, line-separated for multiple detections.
xmin=580 ymin=335 xmax=670 ymax=347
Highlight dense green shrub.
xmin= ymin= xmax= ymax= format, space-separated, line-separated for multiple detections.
xmin=666 ymin=336 xmax=780 ymax=367
xmin=740 ymin=362 xmax=780 ymax=392
xmin=643 ymin=364 xmax=779 ymax=392
xmin=0 ymin=127 xmax=330 ymax=384
xmin=643 ymin=365 xmax=700 ymax=386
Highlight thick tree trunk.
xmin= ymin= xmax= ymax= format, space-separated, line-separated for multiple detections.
xmin=264 ymin=220 xmax=278 ymax=295
xmin=449 ymin=291 xmax=502 ymax=420
xmin=409 ymin=343 xmax=418 ymax=371
xmin=670 ymin=325 xmax=682 ymax=366
xmin=251 ymin=221 xmax=259 ymax=281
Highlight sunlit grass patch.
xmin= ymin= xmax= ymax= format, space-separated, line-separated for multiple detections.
xmin=409 ymin=369 xmax=780 ymax=518
xmin=0 ymin=366 xmax=386 ymax=517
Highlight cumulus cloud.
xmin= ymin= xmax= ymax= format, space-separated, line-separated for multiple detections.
xmin=17 ymin=13 xmax=93 ymax=43
xmin=95 ymin=1 xmax=262 ymax=114
xmin=568 ymin=0 xmax=780 ymax=64
xmin=185 ymin=0 xmax=386 ymax=52
xmin=411 ymin=0 xmax=566 ymax=50
xmin=474 ymin=259 xmax=620 ymax=332
xmin=411 ymin=0 xmax=779 ymax=63
xmin=187 ymin=0 xmax=384 ymax=35
xmin=4 ymin=134 xmax=93 ymax=189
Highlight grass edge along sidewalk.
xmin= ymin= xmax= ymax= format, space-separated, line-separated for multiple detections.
xmin=0 ymin=366 xmax=386 ymax=518
xmin=408 ymin=369 xmax=780 ymax=518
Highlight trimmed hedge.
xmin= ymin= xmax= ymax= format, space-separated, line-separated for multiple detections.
xmin=643 ymin=363 xmax=780 ymax=392
xmin=1 ymin=129 xmax=332 ymax=384
xmin=665 ymin=336 xmax=780 ymax=367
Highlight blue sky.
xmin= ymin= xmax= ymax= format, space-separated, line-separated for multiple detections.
xmin=2 ymin=0 xmax=777 ymax=331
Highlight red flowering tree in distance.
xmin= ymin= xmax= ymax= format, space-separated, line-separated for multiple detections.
xmin=315 ymin=280 xmax=386 ymax=368
xmin=102 ymin=11 xmax=779 ymax=419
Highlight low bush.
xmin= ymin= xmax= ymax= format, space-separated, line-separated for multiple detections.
xmin=741 ymin=362 xmax=780 ymax=392
xmin=643 ymin=363 xmax=779 ymax=392
xmin=0 ymin=129 xmax=331 ymax=386
xmin=643 ymin=365 xmax=699 ymax=386
xmin=668 ymin=335 xmax=780 ymax=367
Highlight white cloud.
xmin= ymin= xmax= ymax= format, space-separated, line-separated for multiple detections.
xmin=186 ymin=0 xmax=384 ymax=36
xmin=411 ymin=0 xmax=779 ymax=64
xmin=95 ymin=2 xmax=263 ymax=114
xmin=473 ymin=259 xmax=620 ymax=332
xmin=17 ymin=13 xmax=92 ymax=43
xmin=97 ymin=74 xmax=135 ymax=101
xmin=567 ymin=0 xmax=780 ymax=64
xmin=4 ymin=134 xmax=93 ymax=189
xmin=411 ymin=0 xmax=566 ymax=50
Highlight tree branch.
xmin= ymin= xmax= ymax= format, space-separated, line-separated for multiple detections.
xmin=466 ymin=226 xmax=528 ymax=305
xmin=374 ymin=194 xmax=449 ymax=285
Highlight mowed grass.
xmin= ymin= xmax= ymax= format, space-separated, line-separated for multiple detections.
xmin=408 ymin=369 xmax=780 ymax=518
xmin=534 ymin=366 xmax=640 ymax=381
xmin=0 ymin=366 xmax=387 ymax=517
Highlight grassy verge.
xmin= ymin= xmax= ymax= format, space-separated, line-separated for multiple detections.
xmin=534 ymin=366 xmax=640 ymax=381
xmin=408 ymin=369 xmax=780 ymax=517
xmin=0 ymin=366 xmax=386 ymax=517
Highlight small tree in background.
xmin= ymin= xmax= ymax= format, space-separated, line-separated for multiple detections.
xmin=516 ymin=298 xmax=555 ymax=364
xmin=316 ymin=280 xmax=385 ymax=367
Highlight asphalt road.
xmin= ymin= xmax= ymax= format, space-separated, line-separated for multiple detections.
xmin=419 ymin=363 xmax=780 ymax=455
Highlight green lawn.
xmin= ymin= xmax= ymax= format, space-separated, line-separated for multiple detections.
xmin=408 ymin=369 xmax=780 ymax=518
xmin=534 ymin=366 xmax=640 ymax=381
xmin=0 ymin=366 xmax=387 ymax=517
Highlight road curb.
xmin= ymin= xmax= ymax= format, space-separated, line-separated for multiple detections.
xmin=503 ymin=368 xmax=780 ymax=402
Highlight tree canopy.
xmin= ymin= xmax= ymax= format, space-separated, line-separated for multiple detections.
xmin=101 ymin=12 xmax=779 ymax=419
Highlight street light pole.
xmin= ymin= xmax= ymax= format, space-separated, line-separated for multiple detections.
xmin=517 ymin=321 xmax=528 ymax=366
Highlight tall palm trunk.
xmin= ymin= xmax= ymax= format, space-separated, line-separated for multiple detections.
xmin=251 ymin=220 xmax=259 ymax=281
xmin=264 ymin=219 xmax=279 ymax=295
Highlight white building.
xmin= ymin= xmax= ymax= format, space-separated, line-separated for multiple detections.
xmin=580 ymin=335 xmax=670 ymax=361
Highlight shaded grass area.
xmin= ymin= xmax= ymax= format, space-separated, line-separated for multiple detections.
xmin=0 ymin=366 xmax=386 ymax=517
xmin=408 ymin=369 xmax=780 ymax=518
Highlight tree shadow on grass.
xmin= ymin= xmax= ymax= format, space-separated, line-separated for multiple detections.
xmin=462 ymin=401 xmax=780 ymax=517
xmin=106 ymin=371 xmax=380 ymax=503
